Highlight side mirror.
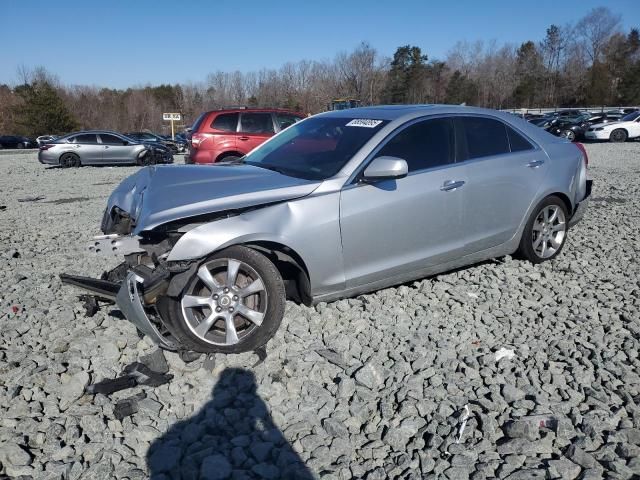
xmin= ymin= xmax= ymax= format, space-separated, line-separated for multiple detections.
xmin=362 ymin=156 xmax=408 ymax=181
xmin=122 ymin=140 xmax=129 ymax=146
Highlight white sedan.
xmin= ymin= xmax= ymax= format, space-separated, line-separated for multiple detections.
xmin=585 ymin=111 xmax=640 ymax=142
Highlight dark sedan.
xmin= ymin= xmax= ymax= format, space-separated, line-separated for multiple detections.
xmin=0 ymin=135 xmax=36 ymax=149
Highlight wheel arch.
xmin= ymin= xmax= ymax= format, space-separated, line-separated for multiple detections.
xmin=243 ymin=241 xmax=312 ymax=305
xmin=216 ymin=151 xmax=245 ymax=162
xmin=58 ymin=151 xmax=80 ymax=165
xmin=610 ymin=127 xmax=628 ymax=140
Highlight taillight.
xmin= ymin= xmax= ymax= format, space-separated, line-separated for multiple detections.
xmin=574 ymin=142 xmax=588 ymax=168
xmin=191 ymin=133 xmax=205 ymax=148
xmin=39 ymin=144 xmax=54 ymax=151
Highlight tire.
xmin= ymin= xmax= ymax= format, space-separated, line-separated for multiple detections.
xmin=60 ymin=153 xmax=81 ymax=168
xmin=17 ymin=143 xmax=25 ymax=149
xmin=137 ymin=152 xmax=152 ymax=166
xmin=561 ymin=130 xmax=576 ymax=142
xmin=610 ymin=129 xmax=628 ymax=143
xmin=162 ymin=245 xmax=285 ymax=354
xmin=218 ymin=153 xmax=242 ymax=163
xmin=517 ymin=195 xmax=568 ymax=264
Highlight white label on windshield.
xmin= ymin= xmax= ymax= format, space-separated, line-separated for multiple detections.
xmin=346 ymin=119 xmax=383 ymax=128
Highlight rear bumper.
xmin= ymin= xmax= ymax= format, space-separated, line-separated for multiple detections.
xmin=569 ymin=180 xmax=592 ymax=228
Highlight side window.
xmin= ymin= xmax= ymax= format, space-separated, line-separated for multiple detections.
xmin=506 ymin=126 xmax=534 ymax=152
xmin=275 ymin=113 xmax=302 ymax=131
xmin=460 ymin=117 xmax=510 ymax=159
xmin=240 ymin=113 xmax=275 ymax=134
xmin=376 ymin=118 xmax=454 ymax=172
xmin=74 ymin=134 xmax=99 ymax=144
xmin=100 ymin=134 xmax=125 ymax=145
xmin=211 ymin=113 xmax=239 ymax=132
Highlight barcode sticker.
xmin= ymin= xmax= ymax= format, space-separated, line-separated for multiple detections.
xmin=346 ymin=119 xmax=383 ymax=128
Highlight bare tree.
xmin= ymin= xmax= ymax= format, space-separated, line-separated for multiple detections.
xmin=575 ymin=7 xmax=621 ymax=64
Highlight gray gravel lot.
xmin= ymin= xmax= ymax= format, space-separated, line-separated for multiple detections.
xmin=0 ymin=144 xmax=639 ymax=479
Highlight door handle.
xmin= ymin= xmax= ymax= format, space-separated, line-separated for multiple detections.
xmin=527 ymin=159 xmax=544 ymax=168
xmin=239 ymin=136 xmax=250 ymax=141
xmin=440 ymin=180 xmax=465 ymax=191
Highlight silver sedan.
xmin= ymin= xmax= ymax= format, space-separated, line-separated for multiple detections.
xmin=38 ymin=130 xmax=173 ymax=167
xmin=64 ymin=105 xmax=592 ymax=354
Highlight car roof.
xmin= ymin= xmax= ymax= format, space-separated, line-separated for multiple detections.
xmin=205 ymin=108 xmax=304 ymax=116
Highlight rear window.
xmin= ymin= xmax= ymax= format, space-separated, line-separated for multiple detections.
xmin=211 ymin=113 xmax=239 ymax=132
xmin=71 ymin=134 xmax=98 ymax=144
xmin=240 ymin=113 xmax=275 ymax=134
xmin=460 ymin=117 xmax=510 ymax=159
xmin=506 ymin=126 xmax=534 ymax=152
xmin=275 ymin=113 xmax=303 ymax=130
xmin=191 ymin=112 xmax=208 ymax=132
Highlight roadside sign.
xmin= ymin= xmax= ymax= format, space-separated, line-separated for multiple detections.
xmin=163 ymin=113 xmax=182 ymax=139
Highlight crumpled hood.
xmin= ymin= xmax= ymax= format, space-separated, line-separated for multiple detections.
xmin=106 ymin=164 xmax=321 ymax=233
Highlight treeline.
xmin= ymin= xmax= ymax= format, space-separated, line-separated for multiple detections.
xmin=1 ymin=6 xmax=639 ymax=137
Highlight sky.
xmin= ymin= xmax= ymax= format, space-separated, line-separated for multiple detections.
xmin=2 ymin=0 xmax=639 ymax=88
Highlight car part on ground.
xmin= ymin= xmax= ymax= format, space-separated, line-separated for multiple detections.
xmin=38 ymin=130 xmax=173 ymax=167
xmin=185 ymin=107 xmax=305 ymax=164
xmin=62 ymin=104 xmax=592 ymax=354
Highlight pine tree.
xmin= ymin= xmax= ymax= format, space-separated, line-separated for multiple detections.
xmin=14 ymin=81 xmax=77 ymax=136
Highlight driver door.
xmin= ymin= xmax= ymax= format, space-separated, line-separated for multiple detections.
xmin=339 ymin=118 xmax=467 ymax=289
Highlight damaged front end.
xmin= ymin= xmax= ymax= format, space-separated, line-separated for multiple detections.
xmin=61 ymin=163 xmax=321 ymax=351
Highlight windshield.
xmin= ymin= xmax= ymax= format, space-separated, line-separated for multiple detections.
xmin=622 ymin=111 xmax=640 ymax=122
xmin=242 ymin=116 xmax=389 ymax=180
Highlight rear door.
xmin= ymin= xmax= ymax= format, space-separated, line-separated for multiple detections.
xmin=70 ymin=134 xmax=100 ymax=163
xmin=99 ymin=133 xmax=133 ymax=163
xmin=456 ymin=116 xmax=547 ymax=252
xmin=237 ymin=112 xmax=276 ymax=154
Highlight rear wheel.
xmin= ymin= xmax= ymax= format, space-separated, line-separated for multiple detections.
xmin=60 ymin=153 xmax=81 ymax=168
xmin=610 ymin=129 xmax=627 ymax=143
xmin=17 ymin=143 xmax=25 ymax=149
xmin=518 ymin=196 xmax=568 ymax=264
xmin=163 ymin=246 xmax=285 ymax=354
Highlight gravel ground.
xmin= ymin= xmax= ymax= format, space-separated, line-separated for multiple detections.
xmin=0 ymin=144 xmax=639 ymax=480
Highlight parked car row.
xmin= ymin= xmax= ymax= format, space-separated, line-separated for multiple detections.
xmin=185 ymin=108 xmax=305 ymax=164
xmin=38 ymin=130 xmax=173 ymax=167
xmin=524 ymin=108 xmax=640 ymax=143
xmin=0 ymin=135 xmax=36 ymax=149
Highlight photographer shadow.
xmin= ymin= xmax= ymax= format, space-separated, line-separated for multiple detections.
xmin=147 ymin=367 xmax=314 ymax=480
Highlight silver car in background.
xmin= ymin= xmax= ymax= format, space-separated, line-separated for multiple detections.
xmin=63 ymin=105 xmax=592 ymax=355
xmin=38 ymin=130 xmax=173 ymax=167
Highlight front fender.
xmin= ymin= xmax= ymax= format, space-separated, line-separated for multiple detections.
xmin=166 ymin=194 xmax=345 ymax=295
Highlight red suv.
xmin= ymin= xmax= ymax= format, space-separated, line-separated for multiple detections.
xmin=186 ymin=108 xmax=305 ymax=164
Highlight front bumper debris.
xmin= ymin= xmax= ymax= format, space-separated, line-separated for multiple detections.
xmin=61 ymin=269 xmax=178 ymax=351
xmin=88 ymin=234 xmax=144 ymax=256
xmin=569 ymin=179 xmax=592 ymax=228
xmin=115 ymin=272 xmax=177 ymax=350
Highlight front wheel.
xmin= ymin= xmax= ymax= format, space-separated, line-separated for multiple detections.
xmin=561 ymin=130 xmax=576 ymax=142
xmin=163 ymin=246 xmax=285 ymax=354
xmin=517 ymin=196 xmax=568 ymax=264
xmin=610 ymin=129 xmax=627 ymax=143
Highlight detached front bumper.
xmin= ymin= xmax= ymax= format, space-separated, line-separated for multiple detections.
xmin=116 ymin=272 xmax=177 ymax=350
xmin=569 ymin=179 xmax=592 ymax=228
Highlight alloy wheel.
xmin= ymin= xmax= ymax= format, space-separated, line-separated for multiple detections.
xmin=532 ymin=205 xmax=566 ymax=259
xmin=181 ymin=259 xmax=267 ymax=346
